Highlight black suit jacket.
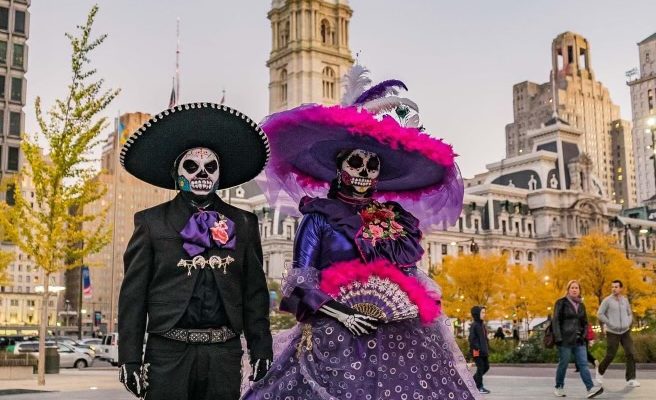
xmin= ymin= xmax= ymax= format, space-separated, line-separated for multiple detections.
xmin=118 ymin=193 xmax=273 ymax=364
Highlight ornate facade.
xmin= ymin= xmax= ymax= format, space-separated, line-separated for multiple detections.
xmin=267 ymin=0 xmax=354 ymax=112
xmin=505 ymin=32 xmax=636 ymax=208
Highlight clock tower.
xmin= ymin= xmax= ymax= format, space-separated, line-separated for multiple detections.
xmin=267 ymin=0 xmax=354 ymax=113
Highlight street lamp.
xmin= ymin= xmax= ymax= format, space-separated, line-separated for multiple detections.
xmin=449 ymin=238 xmax=480 ymax=254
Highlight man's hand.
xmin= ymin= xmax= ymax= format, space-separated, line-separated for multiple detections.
xmin=319 ymin=300 xmax=379 ymax=336
xmin=119 ymin=362 xmax=150 ymax=398
xmin=249 ymin=358 xmax=271 ymax=382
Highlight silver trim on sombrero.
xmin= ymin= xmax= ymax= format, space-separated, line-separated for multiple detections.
xmin=118 ymin=102 xmax=271 ymax=173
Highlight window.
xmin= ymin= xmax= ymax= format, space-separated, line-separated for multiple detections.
xmin=0 ymin=41 xmax=6 ymax=64
xmin=441 ymin=244 xmax=447 ymax=255
xmin=9 ymin=111 xmax=20 ymax=136
xmin=7 ymin=146 xmax=19 ymax=171
xmin=280 ymin=69 xmax=288 ymax=103
xmin=14 ymin=10 xmax=25 ymax=34
xmin=10 ymin=299 xmax=18 ymax=306
xmin=320 ymin=19 xmax=332 ymax=45
xmin=0 ymin=74 xmax=5 ymax=98
xmin=6 ymin=184 xmax=15 ymax=206
xmin=11 ymin=77 xmax=22 ymax=102
xmin=12 ymin=43 xmax=23 ymax=69
xmin=279 ymin=20 xmax=289 ymax=48
xmin=322 ymin=66 xmax=336 ymax=100
xmin=0 ymin=8 xmax=8 ymax=30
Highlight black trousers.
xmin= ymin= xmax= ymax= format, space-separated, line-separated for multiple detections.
xmin=598 ymin=331 xmax=636 ymax=381
xmin=144 ymin=334 xmax=243 ymax=400
xmin=473 ymin=356 xmax=490 ymax=389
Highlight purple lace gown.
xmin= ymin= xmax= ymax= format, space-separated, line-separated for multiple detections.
xmin=242 ymin=198 xmax=481 ymax=400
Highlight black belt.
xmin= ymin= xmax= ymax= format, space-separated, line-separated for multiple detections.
xmin=159 ymin=326 xmax=236 ymax=344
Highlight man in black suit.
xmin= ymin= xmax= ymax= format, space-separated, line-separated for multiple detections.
xmin=117 ymin=103 xmax=273 ymax=400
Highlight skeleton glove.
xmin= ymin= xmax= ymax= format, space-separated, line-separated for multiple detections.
xmin=319 ymin=300 xmax=379 ymax=336
xmin=119 ymin=362 xmax=150 ymax=399
xmin=249 ymin=358 xmax=271 ymax=382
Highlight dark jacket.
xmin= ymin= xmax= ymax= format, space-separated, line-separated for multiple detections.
xmin=468 ymin=306 xmax=489 ymax=357
xmin=118 ymin=193 xmax=273 ymax=364
xmin=552 ymin=297 xmax=588 ymax=347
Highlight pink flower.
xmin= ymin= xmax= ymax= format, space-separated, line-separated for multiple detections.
xmin=390 ymin=221 xmax=403 ymax=231
xmin=210 ymin=222 xmax=229 ymax=244
xmin=381 ymin=222 xmax=389 ymax=228
xmin=369 ymin=224 xmax=384 ymax=238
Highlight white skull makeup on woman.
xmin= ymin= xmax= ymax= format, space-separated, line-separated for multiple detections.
xmin=337 ymin=149 xmax=381 ymax=197
xmin=175 ymin=147 xmax=220 ymax=196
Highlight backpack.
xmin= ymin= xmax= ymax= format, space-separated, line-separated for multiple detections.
xmin=543 ymin=321 xmax=555 ymax=349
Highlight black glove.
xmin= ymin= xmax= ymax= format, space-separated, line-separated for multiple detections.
xmin=249 ymin=358 xmax=271 ymax=382
xmin=319 ymin=299 xmax=380 ymax=336
xmin=119 ymin=362 xmax=149 ymax=398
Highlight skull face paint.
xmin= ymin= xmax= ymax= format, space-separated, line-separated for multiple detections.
xmin=176 ymin=147 xmax=220 ymax=196
xmin=338 ymin=149 xmax=381 ymax=196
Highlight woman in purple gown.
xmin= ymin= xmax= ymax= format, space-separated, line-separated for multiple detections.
xmin=243 ymin=66 xmax=481 ymax=400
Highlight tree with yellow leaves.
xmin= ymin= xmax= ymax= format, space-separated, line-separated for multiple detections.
xmin=434 ymin=253 xmax=508 ymax=325
xmin=545 ymin=232 xmax=656 ymax=321
xmin=0 ymin=6 xmax=118 ymax=385
xmin=498 ymin=264 xmax=553 ymax=324
xmin=0 ymin=249 xmax=12 ymax=286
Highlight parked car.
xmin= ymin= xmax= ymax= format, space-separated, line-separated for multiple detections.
xmin=1 ymin=335 xmax=38 ymax=352
xmin=47 ymin=336 xmax=96 ymax=358
xmin=97 ymin=333 xmax=118 ymax=366
xmin=12 ymin=341 xmax=57 ymax=354
xmin=12 ymin=341 xmax=92 ymax=369
xmin=79 ymin=338 xmax=102 ymax=356
xmin=57 ymin=343 xmax=94 ymax=369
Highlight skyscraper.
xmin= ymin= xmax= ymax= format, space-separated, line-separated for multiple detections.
xmin=627 ymin=33 xmax=656 ymax=203
xmin=0 ymin=0 xmax=29 ymax=190
xmin=505 ymin=32 xmax=629 ymax=202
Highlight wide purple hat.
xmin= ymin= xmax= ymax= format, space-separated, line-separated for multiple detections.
xmin=260 ymin=66 xmax=464 ymax=228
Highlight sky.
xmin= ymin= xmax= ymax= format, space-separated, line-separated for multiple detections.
xmin=24 ymin=0 xmax=656 ymax=178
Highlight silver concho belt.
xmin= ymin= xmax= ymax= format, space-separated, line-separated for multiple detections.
xmin=177 ymin=255 xmax=235 ymax=276
xmin=160 ymin=326 xmax=236 ymax=344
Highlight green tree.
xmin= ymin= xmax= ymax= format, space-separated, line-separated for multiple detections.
xmin=0 ymin=6 xmax=118 ymax=385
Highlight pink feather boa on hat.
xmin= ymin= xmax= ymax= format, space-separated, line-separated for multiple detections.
xmin=319 ymin=258 xmax=441 ymax=325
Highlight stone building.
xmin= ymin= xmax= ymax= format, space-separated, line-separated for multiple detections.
xmin=0 ymin=0 xmax=28 ymax=185
xmin=267 ymin=0 xmax=354 ymax=112
xmin=68 ymin=112 xmax=172 ymax=335
xmin=459 ymin=117 xmax=656 ymax=272
xmin=627 ymin=32 xmax=656 ymax=203
xmin=505 ymin=32 xmax=636 ymax=207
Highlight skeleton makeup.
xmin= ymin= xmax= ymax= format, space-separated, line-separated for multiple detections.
xmin=338 ymin=149 xmax=381 ymax=197
xmin=176 ymin=147 xmax=220 ymax=196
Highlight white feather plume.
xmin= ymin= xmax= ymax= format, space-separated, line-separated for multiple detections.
xmin=341 ymin=64 xmax=371 ymax=105
xmin=362 ymin=96 xmax=419 ymax=115
xmin=405 ymin=114 xmax=421 ymax=128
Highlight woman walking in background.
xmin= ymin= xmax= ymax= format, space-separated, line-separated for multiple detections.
xmin=552 ymin=280 xmax=603 ymax=398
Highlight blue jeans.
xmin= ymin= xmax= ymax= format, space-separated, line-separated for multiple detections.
xmin=556 ymin=344 xmax=593 ymax=390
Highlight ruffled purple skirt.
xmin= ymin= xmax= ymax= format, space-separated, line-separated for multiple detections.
xmin=242 ymin=314 xmax=481 ymax=400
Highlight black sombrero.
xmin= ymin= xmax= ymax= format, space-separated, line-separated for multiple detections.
xmin=120 ymin=102 xmax=270 ymax=190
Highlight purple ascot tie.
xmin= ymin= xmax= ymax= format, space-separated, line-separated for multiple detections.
xmin=180 ymin=210 xmax=236 ymax=257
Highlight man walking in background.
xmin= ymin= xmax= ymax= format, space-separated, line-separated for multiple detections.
xmin=596 ymin=280 xmax=640 ymax=388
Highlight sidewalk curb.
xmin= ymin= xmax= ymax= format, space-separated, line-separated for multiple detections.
xmin=491 ymin=363 xmax=656 ymax=370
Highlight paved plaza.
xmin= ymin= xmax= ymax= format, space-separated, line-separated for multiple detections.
xmin=0 ymin=365 xmax=654 ymax=399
